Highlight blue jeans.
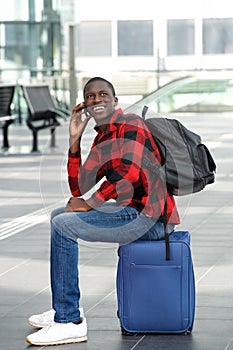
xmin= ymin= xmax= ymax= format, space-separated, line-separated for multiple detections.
xmin=50 ymin=204 xmax=174 ymax=323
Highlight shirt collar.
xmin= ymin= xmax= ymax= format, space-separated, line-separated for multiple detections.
xmin=94 ymin=108 xmax=124 ymax=135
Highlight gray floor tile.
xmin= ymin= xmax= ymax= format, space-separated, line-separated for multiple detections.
xmin=0 ymin=117 xmax=233 ymax=350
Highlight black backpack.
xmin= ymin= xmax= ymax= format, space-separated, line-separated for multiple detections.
xmin=141 ymin=106 xmax=216 ymax=196
xmin=141 ymin=106 xmax=216 ymax=260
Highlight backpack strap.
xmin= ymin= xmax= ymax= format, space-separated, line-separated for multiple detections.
xmin=142 ymin=105 xmax=171 ymax=260
xmin=142 ymin=105 xmax=148 ymax=120
xmin=162 ymin=200 xmax=170 ymax=261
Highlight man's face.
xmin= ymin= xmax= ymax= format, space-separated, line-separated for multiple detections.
xmin=84 ymin=80 xmax=118 ymax=125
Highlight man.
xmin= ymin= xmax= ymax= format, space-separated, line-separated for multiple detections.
xmin=26 ymin=77 xmax=180 ymax=346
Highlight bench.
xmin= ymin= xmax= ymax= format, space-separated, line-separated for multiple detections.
xmin=21 ymin=84 xmax=71 ymax=152
xmin=0 ymin=85 xmax=17 ymax=148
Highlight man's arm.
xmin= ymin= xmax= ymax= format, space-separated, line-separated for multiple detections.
xmin=66 ymin=103 xmax=97 ymax=212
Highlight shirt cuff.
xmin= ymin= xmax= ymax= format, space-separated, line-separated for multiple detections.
xmin=88 ymin=191 xmax=106 ymax=207
xmin=68 ymin=149 xmax=81 ymax=158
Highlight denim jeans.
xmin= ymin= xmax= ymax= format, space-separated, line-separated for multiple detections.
xmin=50 ymin=203 xmax=174 ymax=323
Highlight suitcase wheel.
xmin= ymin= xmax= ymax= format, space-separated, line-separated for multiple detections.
xmin=117 ymin=310 xmax=137 ymax=336
xmin=121 ymin=326 xmax=137 ymax=336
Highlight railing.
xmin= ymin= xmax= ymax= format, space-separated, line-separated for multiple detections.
xmin=2 ymin=67 xmax=233 ymax=124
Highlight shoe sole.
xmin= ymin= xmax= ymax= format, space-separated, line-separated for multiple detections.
xmin=26 ymin=335 xmax=87 ymax=345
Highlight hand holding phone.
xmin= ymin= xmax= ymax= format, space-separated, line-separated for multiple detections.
xmin=70 ymin=102 xmax=92 ymax=137
xmin=72 ymin=102 xmax=91 ymax=120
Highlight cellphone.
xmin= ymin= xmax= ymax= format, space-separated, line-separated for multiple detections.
xmin=83 ymin=105 xmax=90 ymax=117
xmin=75 ymin=103 xmax=90 ymax=117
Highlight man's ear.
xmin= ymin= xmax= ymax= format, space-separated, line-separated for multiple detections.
xmin=114 ymin=97 xmax=118 ymax=106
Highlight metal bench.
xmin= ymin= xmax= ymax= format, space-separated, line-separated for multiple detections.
xmin=0 ymin=85 xmax=17 ymax=148
xmin=21 ymin=84 xmax=70 ymax=152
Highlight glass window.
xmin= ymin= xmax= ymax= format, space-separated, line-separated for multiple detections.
xmin=117 ymin=20 xmax=153 ymax=56
xmin=167 ymin=19 xmax=195 ymax=55
xmin=4 ymin=23 xmax=31 ymax=66
xmin=1 ymin=22 xmax=61 ymax=70
xmin=203 ymin=18 xmax=233 ymax=54
xmin=5 ymin=23 xmax=29 ymax=47
xmin=78 ymin=21 xmax=112 ymax=56
xmin=0 ymin=0 xmax=30 ymax=21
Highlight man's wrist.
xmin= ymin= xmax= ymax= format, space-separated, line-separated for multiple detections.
xmin=69 ymin=137 xmax=81 ymax=154
xmin=85 ymin=197 xmax=98 ymax=209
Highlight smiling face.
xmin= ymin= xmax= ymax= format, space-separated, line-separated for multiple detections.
xmin=83 ymin=79 xmax=118 ymax=126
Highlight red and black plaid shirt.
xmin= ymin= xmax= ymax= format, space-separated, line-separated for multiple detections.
xmin=67 ymin=108 xmax=180 ymax=224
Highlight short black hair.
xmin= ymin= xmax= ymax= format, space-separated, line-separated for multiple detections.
xmin=83 ymin=77 xmax=116 ymax=97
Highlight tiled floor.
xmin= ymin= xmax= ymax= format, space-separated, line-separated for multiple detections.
xmin=0 ymin=112 xmax=233 ymax=350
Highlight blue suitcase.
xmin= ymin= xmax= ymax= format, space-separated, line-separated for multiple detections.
xmin=116 ymin=231 xmax=195 ymax=334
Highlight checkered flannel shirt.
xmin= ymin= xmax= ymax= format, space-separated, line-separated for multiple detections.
xmin=67 ymin=108 xmax=180 ymax=224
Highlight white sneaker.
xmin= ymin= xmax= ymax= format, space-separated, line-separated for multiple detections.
xmin=26 ymin=317 xmax=87 ymax=346
xmin=28 ymin=308 xmax=84 ymax=328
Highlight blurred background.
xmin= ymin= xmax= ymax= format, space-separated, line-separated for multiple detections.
xmin=1 ymin=4 xmax=233 ymax=350
xmin=1 ymin=0 xmax=233 ymax=120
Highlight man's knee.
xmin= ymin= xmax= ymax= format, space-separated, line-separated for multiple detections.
xmin=50 ymin=207 xmax=65 ymax=221
xmin=51 ymin=212 xmax=67 ymax=232
xmin=51 ymin=212 xmax=80 ymax=243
